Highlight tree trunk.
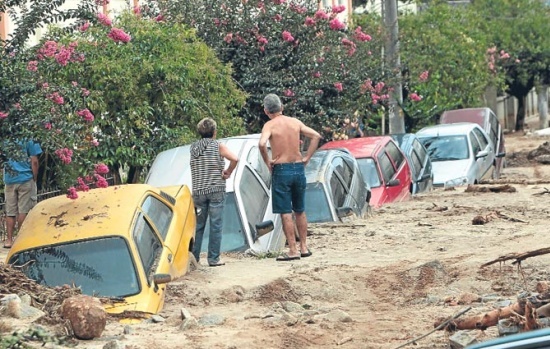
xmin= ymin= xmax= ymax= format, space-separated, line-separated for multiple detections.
xmin=515 ymin=95 xmax=526 ymax=131
xmin=127 ymin=166 xmax=143 ymax=184
xmin=537 ymin=85 xmax=549 ymax=130
xmin=110 ymin=164 xmax=122 ymax=185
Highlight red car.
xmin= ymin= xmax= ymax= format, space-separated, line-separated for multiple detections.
xmin=321 ymin=136 xmax=412 ymax=208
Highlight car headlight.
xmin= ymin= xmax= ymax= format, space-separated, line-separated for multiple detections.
xmin=444 ymin=176 xmax=468 ymax=188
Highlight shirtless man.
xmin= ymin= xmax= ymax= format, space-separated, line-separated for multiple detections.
xmin=259 ymin=94 xmax=321 ymax=261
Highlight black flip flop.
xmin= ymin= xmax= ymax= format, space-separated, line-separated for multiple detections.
xmin=276 ymin=253 xmax=301 ymax=262
xmin=301 ymin=250 xmax=312 ymax=258
xmin=209 ymin=261 xmax=226 ymax=267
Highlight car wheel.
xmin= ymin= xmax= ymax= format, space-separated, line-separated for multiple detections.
xmin=186 ymin=253 xmax=199 ymax=274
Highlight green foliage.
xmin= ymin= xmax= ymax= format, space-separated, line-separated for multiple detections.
xmin=144 ymin=0 xmax=389 ymax=136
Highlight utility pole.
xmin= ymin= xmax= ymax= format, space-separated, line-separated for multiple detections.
xmin=383 ymin=0 xmax=404 ymax=134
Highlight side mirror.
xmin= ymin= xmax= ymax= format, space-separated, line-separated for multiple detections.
xmin=255 ymin=220 xmax=274 ymax=241
xmin=387 ymin=179 xmax=400 ymax=187
xmin=153 ymin=274 xmax=172 ymax=285
xmin=336 ymin=206 xmax=354 ymax=218
xmin=496 ymin=152 xmax=506 ymax=158
xmin=476 ymin=150 xmax=489 ymax=159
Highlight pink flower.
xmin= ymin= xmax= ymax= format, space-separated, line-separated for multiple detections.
xmin=77 ymin=109 xmax=94 ymax=122
xmin=95 ymin=175 xmax=109 ymax=188
xmin=81 ymin=88 xmax=90 ymax=96
xmin=224 ymin=33 xmax=233 ymax=43
xmin=257 ymin=36 xmax=268 ymax=45
xmin=37 ymin=41 xmax=58 ymax=59
xmin=354 ymin=27 xmax=371 ymax=42
xmin=155 ymin=14 xmax=165 ymax=22
xmin=419 ymin=70 xmax=429 ymax=82
xmin=133 ymin=6 xmax=141 ymax=14
xmin=375 ymin=82 xmax=385 ymax=93
xmin=55 ymin=148 xmax=73 ymax=164
xmin=273 ymin=14 xmax=282 ymax=22
xmin=334 ymin=82 xmax=343 ymax=92
xmin=97 ymin=13 xmax=112 ymax=26
xmin=314 ymin=10 xmax=329 ymax=20
xmin=332 ymin=5 xmax=346 ymax=13
xmin=91 ymin=139 xmax=99 ymax=147
xmin=44 ymin=122 xmax=52 ymax=130
xmin=66 ymin=187 xmax=79 ymax=200
xmin=273 ymin=0 xmax=286 ymax=4
xmin=500 ymin=52 xmax=510 ymax=59
xmin=304 ymin=17 xmax=316 ymax=26
xmin=94 ymin=163 xmax=109 ymax=175
xmin=313 ymin=71 xmax=321 ymax=78
xmin=72 ymin=81 xmax=78 ymax=86
xmin=108 ymin=28 xmax=131 ymax=43
xmin=13 ymin=103 xmax=21 ymax=110
xmin=95 ymin=0 xmax=110 ymax=5
xmin=282 ymin=31 xmax=294 ymax=42
xmin=329 ymin=18 xmax=345 ymax=30
xmin=409 ymin=93 xmax=422 ymax=102
xmin=27 ymin=61 xmax=38 ymax=72
xmin=284 ymin=89 xmax=295 ymax=97
xmin=79 ymin=22 xmax=90 ymax=32
xmin=76 ymin=177 xmax=90 ymax=192
xmin=0 ymin=111 xmax=8 ymax=119
xmin=48 ymin=92 xmax=64 ymax=105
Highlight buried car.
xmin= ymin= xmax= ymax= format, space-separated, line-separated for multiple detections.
xmin=145 ymin=134 xmax=284 ymax=255
xmin=304 ymin=148 xmax=370 ymax=223
xmin=390 ymin=133 xmax=433 ymax=195
xmin=6 ymin=184 xmax=196 ymax=315
xmin=416 ymin=122 xmax=496 ymax=188
xmin=321 ymin=136 xmax=411 ymax=208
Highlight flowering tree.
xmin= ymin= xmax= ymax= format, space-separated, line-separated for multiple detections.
xmin=143 ymin=0 xmax=390 ymax=137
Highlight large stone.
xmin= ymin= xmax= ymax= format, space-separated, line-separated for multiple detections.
xmin=449 ymin=330 xmax=478 ymax=349
xmin=60 ymin=295 xmax=106 ymax=340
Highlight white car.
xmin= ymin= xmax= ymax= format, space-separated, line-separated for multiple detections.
xmin=416 ymin=123 xmax=496 ymax=188
xmin=145 ymin=134 xmax=284 ymax=255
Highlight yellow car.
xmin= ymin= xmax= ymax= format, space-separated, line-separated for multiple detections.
xmin=5 ymin=184 xmax=195 ymax=315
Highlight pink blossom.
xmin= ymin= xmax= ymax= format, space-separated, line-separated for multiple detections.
xmin=375 ymin=82 xmax=385 ymax=94
xmin=316 ymin=89 xmax=323 ymax=95
xmin=409 ymin=93 xmax=422 ymax=102
xmin=108 ymin=28 xmax=131 ymax=43
xmin=273 ymin=14 xmax=282 ymax=22
xmin=27 ymin=61 xmax=38 ymax=72
xmin=273 ymin=0 xmax=286 ymax=4
xmin=95 ymin=175 xmax=109 ymax=188
xmin=304 ymin=17 xmax=316 ymax=26
xmin=282 ymin=31 xmax=294 ymax=42
xmin=516 ymin=59 xmax=521 ymax=63
xmin=76 ymin=177 xmax=90 ymax=192
xmin=79 ymin=22 xmax=90 ymax=32
xmin=155 ymin=14 xmax=165 ymax=22
xmin=95 ymin=0 xmax=110 ymax=5
xmin=360 ymin=79 xmax=374 ymax=94
xmin=334 ymin=82 xmax=343 ymax=92
xmin=314 ymin=10 xmax=329 ymax=20
xmin=332 ymin=5 xmax=346 ymax=13
xmin=133 ymin=6 xmax=141 ymax=14
xmin=77 ymin=109 xmax=94 ymax=122
xmin=55 ymin=148 xmax=73 ymax=164
xmin=44 ymin=122 xmax=52 ymax=130
xmin=81 ymin=88 xmax=90 ymax=96
xmin=37 ymin=41 xmax=58 ymax=59
xmin=284 ymin=89 xmax=295 ymax=97
xmin=224 ymin=33 xmax=233 ymax=43
xmin=354 ymin=27 xmax=372 ymax=42
xmin=500 ymin=52 xmax=510 ymax=59
xmin=419 ymin=70 xmax=429 ymax=82
xmin=341 ymin=38 xmax=355 ymax=47
xmin=260 ymin=46 xmax=265 ymax=52
xmin=97 ymin=12 xmax=112 ymax=26
xmin=66 ymin=187 xmax=79 ymax=200
xmin=313 ymin=71 xmax=321 ymax=78
xmin=94 ymin=163 xmax=110 ymax=175
xmin=48 ymin=92 xmax=64 ymax=105
xmin=290 ymin=4 xmax=307 ymax=14
xmin=0 ymin=111 xmax=8 ymax=119
xmin=13 ymin=103 xmax=21 ymax=110
xmin=347 ymin=47 xmax=356 ymax=56
xmin=257 ymin=36 xmax=268 ymax=45
xmin=72 ymin=81 xmax=78 ymax=86
xmin=329 ymin=18 xmax=345 ymax=30
xmin=91 ymin=139 xmax=99 ymax=147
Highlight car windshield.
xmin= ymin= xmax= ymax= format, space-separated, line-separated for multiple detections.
xmin=202 ymin=192 xmax=247 ymax=252
xmin=419 ymin=135 xmax=469 ymax=161
xmin=356 ymin=158 xmax=382 ymax=188
xmin=304 ymin=182 xmax=332 ymax=223
xmin=8 ymin=237 xmax=139 ymax=298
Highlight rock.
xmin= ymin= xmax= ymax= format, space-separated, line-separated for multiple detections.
xmin=498 ymin=318 xmax=519 ymax=336
xmin=494 ymin=300 xmax=513 ymax=308
xmin=449 ymin=330 xmax=478 ymax=349
xmin=319 ymin=309 xmax=352 ymax=323
xmin=458 ymin=292 xmax=481 ymax=305
xmin=151 ymin=315 xmax=165 ymax=323
xmin=60 ymin=295 xmax=106 ymax=340
xmin=179 ymin=317 xmax=198 ymax=330
xmin=198 ymin=313 xmax=225 ymax=326
xmin=123 ymin=325 xmax=133 ymax=335
xmin=281 ymin=301 xmax=304 ymax=313
xmin=20 ymin=294 xmax=32 ymax=306
xmin=536 ymin=281 xmax=550 ymax=294
xmin=103 ymin=340 xmax=124 ymax=349
xmin=181 ymin=307 xmax=192 ymax=320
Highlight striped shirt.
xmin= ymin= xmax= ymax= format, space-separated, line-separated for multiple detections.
xmin=190 ymin=138 xmax=226 ymax=196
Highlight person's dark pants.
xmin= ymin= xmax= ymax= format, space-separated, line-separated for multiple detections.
xmin=192 ymin=191 xmax=225 ymax=265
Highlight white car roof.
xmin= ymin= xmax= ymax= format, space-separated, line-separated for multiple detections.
xmin=416 ymin=122 xmax=481 ymax=137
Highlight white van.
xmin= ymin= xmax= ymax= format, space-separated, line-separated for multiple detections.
xmin=145 ymin=134 xmax=285 ymax=255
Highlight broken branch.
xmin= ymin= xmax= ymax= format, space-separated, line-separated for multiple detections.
xmin=481 ymin=247 xmax=550 ymax=268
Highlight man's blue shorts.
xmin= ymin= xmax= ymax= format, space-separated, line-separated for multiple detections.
xmin=272 ymin=162 xmax=306 ymax=214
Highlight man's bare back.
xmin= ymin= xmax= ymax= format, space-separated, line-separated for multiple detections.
xmin=264 ymin=115 xmax=303 ymax=164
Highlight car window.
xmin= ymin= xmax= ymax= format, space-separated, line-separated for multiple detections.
xmin=419 ymin=135 xmax=469 ymax=161
xmin=305 ymin=182 xmax=332 ymax=223
xmin=9 ymin=237 xmax=140 ymax=298
xmin=410 ymin=150 xmax=422 ymax=179
xmin=141 ymin=196 xmax=173 ymax=240
xmin=330 ymin=171 xmax=347 ymax=207
xmin=473 ymin=128 xmax=489 ymax=150
xmin=357 ymin=157 xmax=382 ymax=188
xmin=378 ymin=152 xmax=396 ymax=184
xmin=332 ymin=156 xmax=353 ymax=188
xmin=469 ymin=131 xmax=482 ymax=155
xmin=240 ymin=166 xmax=269 ymax=238
xmin=385 ymin=141 xmax=405 ymax=169
xmin=412 ymin=139 xmax=427 ymax=165
xmin=133 ymin=213 xmax=163 ymax=281
xmin=489 ymin=113 xmax=499 ymax=148
xmin=246 ymin=146 xmax=271 ymax=188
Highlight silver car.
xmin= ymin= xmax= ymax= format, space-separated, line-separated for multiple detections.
xmin=145 ymin=134 xmax=284 ymax=255
xmin=416 ymin=123 xmax=496 ymax=188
